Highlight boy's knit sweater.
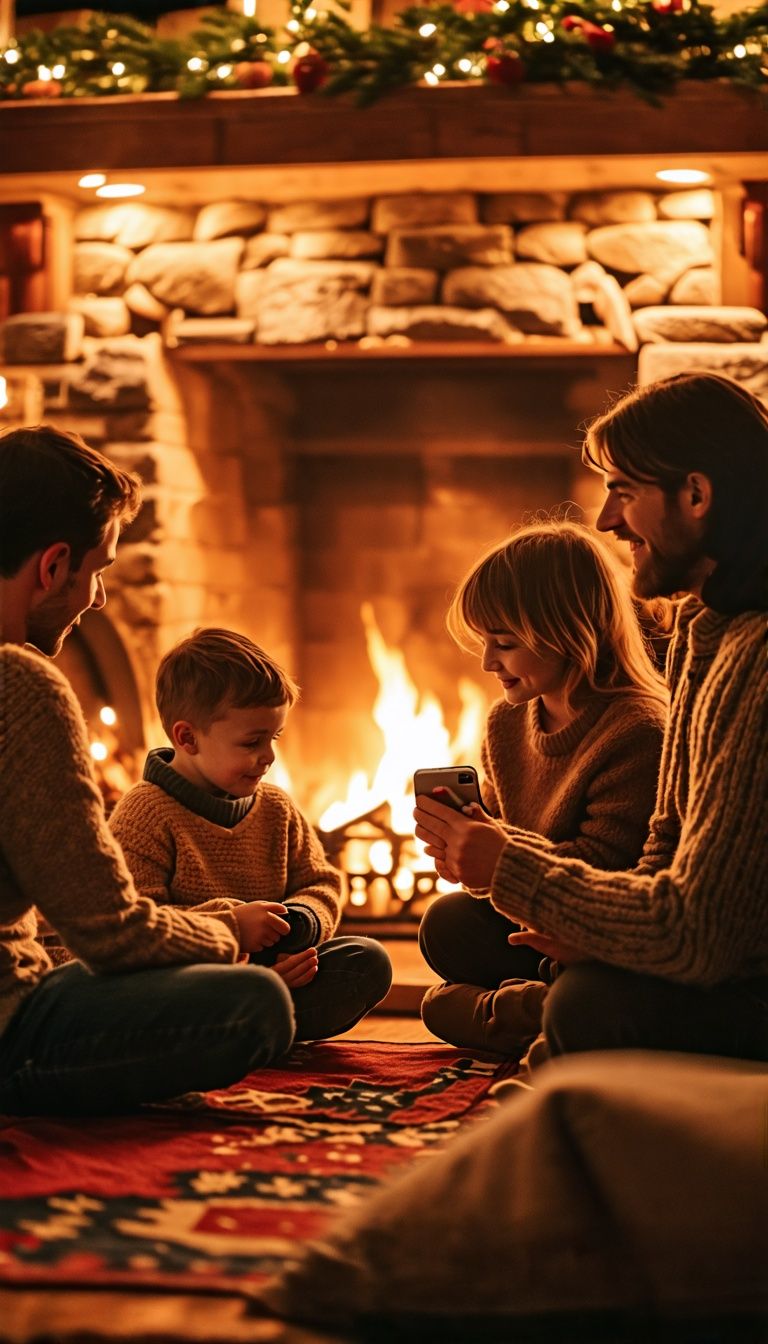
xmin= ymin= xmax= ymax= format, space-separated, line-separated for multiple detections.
xmin=0 ymin=646 xmax=240 ymax=1041
xmin=109 ymin=761 xmax=342 ymax=944
xmin=488 ymin=598 xmax=768 ymax=986
xmin=481 ymin=690 xmax=665 ymax=873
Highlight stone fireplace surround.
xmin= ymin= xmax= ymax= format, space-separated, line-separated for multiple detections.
xmin=1 ymin=90 xmax=767 ymax=820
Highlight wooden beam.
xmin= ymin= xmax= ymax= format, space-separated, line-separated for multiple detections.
xmin=0 ymin=83 xmax=765 ymax=176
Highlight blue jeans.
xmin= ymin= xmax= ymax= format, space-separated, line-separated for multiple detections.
xmin=0 ymin=961 xmax=295 ymax=1117
xmin=253 ymin=936 xmax=393 ymax=1042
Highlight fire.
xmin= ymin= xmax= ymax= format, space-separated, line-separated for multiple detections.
xmin=319 ymin=602 xmax=486 ymax=835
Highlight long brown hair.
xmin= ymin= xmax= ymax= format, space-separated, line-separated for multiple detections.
xmin=583 ymin=372 xmax=768 ymax=614
xmin=447 ymin=519 xmax=667 ymax=713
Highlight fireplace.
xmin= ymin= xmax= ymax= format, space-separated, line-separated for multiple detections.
xmin=1 ymin=85 xmax=767 ymax=927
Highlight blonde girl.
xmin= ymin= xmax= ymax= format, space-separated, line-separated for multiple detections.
xmin=417 ymin=518 xmax=667 ymax=1058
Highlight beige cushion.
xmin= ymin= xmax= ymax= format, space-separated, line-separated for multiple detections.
xmin=264 ymin=1052 xmax=768 ymax=1328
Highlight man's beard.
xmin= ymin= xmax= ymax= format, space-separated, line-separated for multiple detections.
xmin=26 ymin=587 xmax=75 ymax=657
xmin=631 ymin=542 xmax=701 ymax=600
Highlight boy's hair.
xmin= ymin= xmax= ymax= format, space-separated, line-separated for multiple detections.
xmin=447 ymin=519 xmax=666 ymax=712
xmin=583 ymin=372 xmax=768 ymax=614
xmin=0 ymin=424 xmax=141 ymax=577
xmin=156 ymin=627 xmax=300 ymax=737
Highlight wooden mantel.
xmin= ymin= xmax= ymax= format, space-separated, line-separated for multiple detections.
xmin=1 ymin=82 xmax=766 ymax=175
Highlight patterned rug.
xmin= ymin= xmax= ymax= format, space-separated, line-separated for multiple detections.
xmin=0 ymin=1041 xmax=511 ymax=1296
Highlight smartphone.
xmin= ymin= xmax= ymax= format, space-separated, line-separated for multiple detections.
xmin=413 ymin=765 xmax=486 ymax=813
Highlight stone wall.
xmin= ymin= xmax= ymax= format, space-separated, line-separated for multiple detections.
xmin=54 ymin=187 xmax=765 ymax=353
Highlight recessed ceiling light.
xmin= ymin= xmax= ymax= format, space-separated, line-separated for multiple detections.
xmin=78 ymin=172 xmax=107 ymax=188
xmin=655 ymin=169 xmax=711 ymax=186
xmin=95 ymin=183 xmax=146 ymax=199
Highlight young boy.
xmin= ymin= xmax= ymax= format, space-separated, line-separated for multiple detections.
xmin=110 ymin=628 xmax=392 ymax=1042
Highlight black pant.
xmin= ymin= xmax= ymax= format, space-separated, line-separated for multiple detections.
xmin=418 ymin=891 xmax=544 ymax=987
xmin=544 ymin=961 xmax=768 ymax=1061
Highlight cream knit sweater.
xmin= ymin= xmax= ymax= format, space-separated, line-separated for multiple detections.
xmin=110 ymin=780 xmax=342 ymax=942
xmin=0 ymin=646 xmax=239 ymax=1041
xmin=488 ymin=598 xmax=768 ymax=986
xmin=481 ymin=691 xmax=665 ymax=872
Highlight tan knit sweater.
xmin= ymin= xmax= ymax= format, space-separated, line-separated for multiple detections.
xmin=110 ymin=781 xmax=342 ymax=942
xmin=489 ymin=598 xmax=768 ymax=986
xmin=0 ymin=646 xmax=239 ymax=1041
xmin=481 ymin=691 xmax=665 ymax=873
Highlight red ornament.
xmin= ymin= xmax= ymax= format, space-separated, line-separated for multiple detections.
xmin=293 ymin=50 xmax=328 ymax=94
xmin=485 ymin=51 xmax=526 ymax=85
xmin=21 ymin=78 xmax=62 ymax=99
xmin=233 ymin=60 xmax=273 ymax=89
xmin=651 ymin=0 xmax=684 ymax=11
xmin=562 ymin=14 xmax=616 ymax=52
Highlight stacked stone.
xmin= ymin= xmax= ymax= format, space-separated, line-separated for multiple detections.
xmin=1 ymin=188 xmax=767 ymax=362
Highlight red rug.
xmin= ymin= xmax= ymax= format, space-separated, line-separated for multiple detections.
xmin=0 ymin=1041 xmax=511 ymax=1295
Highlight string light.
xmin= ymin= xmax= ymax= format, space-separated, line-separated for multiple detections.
xmin=243 ymin=0 xmax=257 ymax=14
xmin=90 ymin=741 xmax=108 ymax=762
xmin=423 ymin=69 xmax=439 ymax=84
xmin=286 ymin=19 xmax=300 ymax=32
xmin=419 ymin=22 xmax=437 ymax=36
xmin=732 ymin=43 xmax=747 ymax=58
xmin=99 ymin=706 xmax=117 ymax=726
xmin=37 ymin=64 xmax=52 ymax=79
xmin=432 ymin=62 xmax=446 ymax=75
xmin=110 ymin=61 xmax=125 ymax=75
xmin=187 ymin=56 xmax=206 ymax=71
xmin=3 ymin=47 xmax=19 ymax=63
xmin=457 ymin=57 xmax=473 ymax=72
xmin=305 ymin=6 xmax=318 ymax=18
xmin=51 ymin=63 xmax=66 ymax=78
xmin=78 ymin=172 xmax=106 ymax=187
xmin=493 ymin=1 xmax=511 ymax=10
xmin=217 ymin=63 xmax=233 ymax=77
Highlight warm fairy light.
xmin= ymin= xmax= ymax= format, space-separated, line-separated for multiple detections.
xmin=611 ymin=1 xmax=622 ymax=9
xmin=187 ymin=56 xmax=206 ymax=71
xmin=277 ymin=48 xmax=291 ymax=62
xmin=37 ymin=65 xmax=52 ymax=79
xmin=96 ymin=183 xmax=146 ymax=198
xmin=294 ymin=40 xmax=311 ymax=56
xmin=392 ymin=866 xmax=415 ymax=898
xmin=218 ymin=63 xmax=233 ymax=77
xmin=90 ymin=741 xmax=108 ymax=762
xmin=419 ymin=22 xmax=437 ymax=36
xmin=458 ymin=57 xmax=473 ymax=72
xmin=423 ymin=70 xmax=439 ymax=84
xmin=494 ymin=0 xmax=511 ymax=10
xmin=3 ymin=46 xmax=19 ymax=63
xmin=111 ymin=61 xmax=126 ymax=75
xmin=523 ymin=0 xmax=540 ymax=7
xmin=0 ymin=377 xmax=7 ymax=410
xmin=51 ymin=63 xmax=66 ymax=78
xmin=78 ymin=172 xmax=106 ymax=188
xmin=305 ymin=6 xmax=318 ymax=17
xmin=99 ymin=706 xmax=117 ymax=727
xmin=655 ymin=168 xmax=710 ymax=184
xmin=243 ymin=0 xmax=257 ymax=14
xmin=432 ymin=62 xmax=446 ymax=75
xmin=732 ymin=43 xmax=747 ymax=58
xmin=286 ymin=18 xmax=300 ymax=31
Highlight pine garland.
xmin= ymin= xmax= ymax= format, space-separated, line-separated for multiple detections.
xmin=0 ymin=0 xmax=766 ymax=105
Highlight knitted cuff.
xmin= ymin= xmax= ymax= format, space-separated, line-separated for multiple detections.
xmin=278 ymin=904 xmax=321 ymax=953
xmin=490 ymin=838 xmax=549 ymax=927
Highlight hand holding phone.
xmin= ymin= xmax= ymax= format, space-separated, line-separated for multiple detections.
xmin=413 ymin=765 xmax=486 ymax=813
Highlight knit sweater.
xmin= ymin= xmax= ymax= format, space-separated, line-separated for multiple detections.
xmin=489 ymin=598 xmax=768 ymax=986
xmin=0 ymin=645 xmax=240 ymax=1041
xmin=481 ymin=691 xmax=665 ymax=873
xmin=109 ymin=773 xmax=343 ymax=943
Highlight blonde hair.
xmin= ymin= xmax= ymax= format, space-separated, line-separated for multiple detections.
xmin=447 ymin=519 xmax=666 ymax=712
xmin=156 ymin=627 xmax=299 ymax=738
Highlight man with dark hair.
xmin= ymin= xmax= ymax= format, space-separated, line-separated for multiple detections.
xmin=415 ymin=372 xmax=768 ymax=1062
xmin=0 ymin=424 xmax=295 ymax=1115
